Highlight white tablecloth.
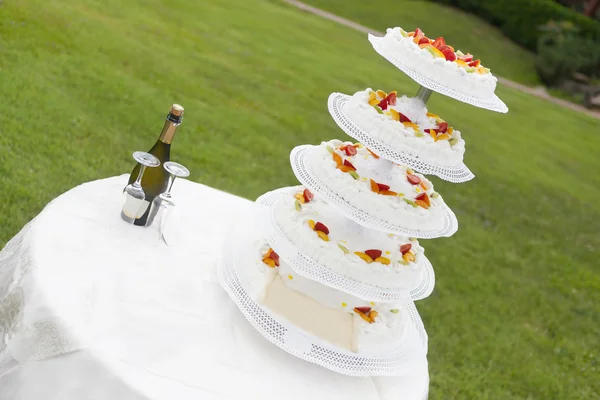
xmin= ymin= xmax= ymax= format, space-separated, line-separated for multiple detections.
xmin=0 ymin=175 xmax=429 ymax=400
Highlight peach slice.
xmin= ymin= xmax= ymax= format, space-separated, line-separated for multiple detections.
xmin=419 ymin=43 xmax=432 ymax=49
xmin=368 ymin=91 xmax=377 ymax=105
xmin=415 ymin=200 xmax=429 ymax=209
xmin=354 ymin=252 xmax=374 ymax=263
xmin=379 ymin=190 xmax=398 ymax=196
xmin=402 ymin=121 xmax=419 ymax=130
xmin=303 ymin=189 xmax=314 ymax=202
xmin=367 ymin=148 xmax=379 ymax=159
xmin=419 ymin=181 xmax=428 ymax=191
xmin=437 ymin=133 xmax=451 ymax=141
xmin=365 ymin=249 xmax=382 ymax=260
xmin=332 ymin=151 xmax=343 ymax=166
xmin=403 ymin=252 xmax=416 ymax=262
xmin=337 ymin=164 xmax=355 ymax=173
xmin=368 ymin=310 xmax=379 ymax=323
xmin=262 ymin=257 xmax=276 ymax=268
xmin=314 ymin=222 xmax=329 ymax=234
xmin=308 ymin=219 xmax=316 ymax=230
xmin=389 ymin=109 xmax=400 ymax=121
xmin=416 ymin=192 xmax=431 ymax=207
xmin=376 ymin=90 xmax=387 ymax=99
xmin=370 ymin=179 xmax=380 ymax=193
xmin=455 ymin=59 xmax=469 ymax=67
xmin=316 ymin=231 xmax=329 ymax=241
xmin=354 ymin=308 xmax=372 ymax=323
xmin=425 ymin=45 xmax=446 ymax=59
xmin=428 ymin=129 xmax=438 ymax=141
xmin=426 ymin=112 xmax=440 ymax=119
xmin=374 ymin=256 xmax=391 ymax=265
xmin=400 ymin=243 xmax=412 ymax=255
xmin=447 ymin=127 xmax=454 ymax=135
xmin=407 ymin=174 xmax=421 ymax=185
xmin=294 ymin=193 xmax=306 ymax=204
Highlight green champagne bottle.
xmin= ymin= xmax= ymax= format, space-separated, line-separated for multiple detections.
xmin=125 ymin=104 xmax=184 ymax=226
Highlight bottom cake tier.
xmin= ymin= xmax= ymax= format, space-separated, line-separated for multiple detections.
xmin=218 ymin=219 xmax=428 ymax=376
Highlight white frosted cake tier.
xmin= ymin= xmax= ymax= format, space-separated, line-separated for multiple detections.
xmin=272 ymin=186 xmax=430 ymax=291
xmin=247 ymin=237 xmax=412 ymax=354
xmin=342 ymin=88 xmax=465 ymax=167
xmin=372 ymin=27 xmax=497 ymax=99
xmin=292 ymin=139 xmax=458 ymax=237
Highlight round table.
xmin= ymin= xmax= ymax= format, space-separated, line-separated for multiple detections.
xmin=0 ymin=175 xmax=429 ymax=400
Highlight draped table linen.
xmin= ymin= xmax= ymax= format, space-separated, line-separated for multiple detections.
xmin=0 ymin=175 xmax=429 ymax=400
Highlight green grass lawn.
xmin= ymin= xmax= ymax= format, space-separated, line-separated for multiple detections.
xmin=300 ymin=0 xmax=540 ymax=86
xmin=1 ymin=0 xmax=599 ymax=398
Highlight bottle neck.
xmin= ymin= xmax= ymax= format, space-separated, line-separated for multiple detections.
xmin=158 ymin=119 xmax=179 ymax=144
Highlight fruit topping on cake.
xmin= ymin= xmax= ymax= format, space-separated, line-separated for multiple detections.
xmin=325 ymin=141 xmax=443 ymax=213
xmin=353 ymin=306 xmax=379 ymax=324
xmin=307 ymin=219 xmax=330 ymax=241
xmin=401 ymin=28 xmax=491 ymax=74
xmin=365 ymin=90 xmax=462 ymax=147
xmin=262 ymin=248 xmax=280 ymax=268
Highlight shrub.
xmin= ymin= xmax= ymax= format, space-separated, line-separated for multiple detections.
xmin=432 ymin=0 xmax=600 ymax=51
xmin=535 ymin=21 xmax=600 ymax=85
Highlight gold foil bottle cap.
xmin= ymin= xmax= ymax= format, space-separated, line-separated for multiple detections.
xmin=170 ymin=104 xmax=184 ymax=117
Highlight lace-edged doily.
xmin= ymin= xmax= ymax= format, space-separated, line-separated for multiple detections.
xmin=328 ymin=93 xmax=475 ymax=183
xmin=256 ymin=188 xmax=435 ymax=302
xmin=218 ymin=229 xmax=428 ymax=376
xmin=290 ymin=146 xmax=458 ymax=239
xmin=368 ymin=35 xmax=508 ymax=113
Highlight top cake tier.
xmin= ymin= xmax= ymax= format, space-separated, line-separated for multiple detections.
xmin=369 ymin=27 xmax=508 ymax=113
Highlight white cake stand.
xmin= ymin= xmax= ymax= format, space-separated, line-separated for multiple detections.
xmin=368 ymin=34 xmax=508 ymax=113
xmin=256 ymin=187 xmax=436 ymax=302
xmin=218 ymin=226 xmax=429 ymax=377
xmin=328 ymin=92 xmax=475 ymax=183
xmin=290 ymin=145 xmax=459 ymax=239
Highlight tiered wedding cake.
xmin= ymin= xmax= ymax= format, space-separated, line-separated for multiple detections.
xmin=220 ymin=26 xmax=507 ymax=376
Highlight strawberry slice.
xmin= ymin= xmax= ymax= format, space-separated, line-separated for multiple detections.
xmin=314 ymin=222 xmax=329 ymax=235
xmin=398 ymin=113 xmax=411 ymax=123
xmin=365 ymin=249 xmax=382 ymax=260
xmin=385 ymin=92 xmax=397 ymax=106
xmin=270 ymin=251 xmax=280 ymax=266
xmin=378 ymin=98 xmax=388 ymax=111
xmin=354 ymin=306 xmax=372 ymax=314
xmin=400 ymin=243 xmax=412 ymax=255
xmin=437 ymin=122 xmax=448 ymax=133
xmin=343 ymin=159 xmax=356 ymax=171
xmin=441 ymin=48 xmax=456 ymax=61
xmin=344 ymin=144 xmax=357 ymax=156
xmin=458 ymin=53 xmax=473 ymax=62
xmin=407 ymin=174 xmax=421 ymax=185
xmin=303 ymin=189 xmax=314 ymax=203
xmin=418 ymin=36 xmax=430 ymax=45
xmin=468 ymin=59 xmax=481 ymax=67
xmin=414 ymin=28 xmax=424 ymax=39
xmin=432 ymin=37 xmax=445 ymax=49
xmin=376 ymin=182 xmax=390 ymax=191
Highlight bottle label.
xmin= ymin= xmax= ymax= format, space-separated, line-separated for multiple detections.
xmin=122 ymin=195 xmax=150 ymax=219
xmin=136 ymin=200 xmax=151 ymax=218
